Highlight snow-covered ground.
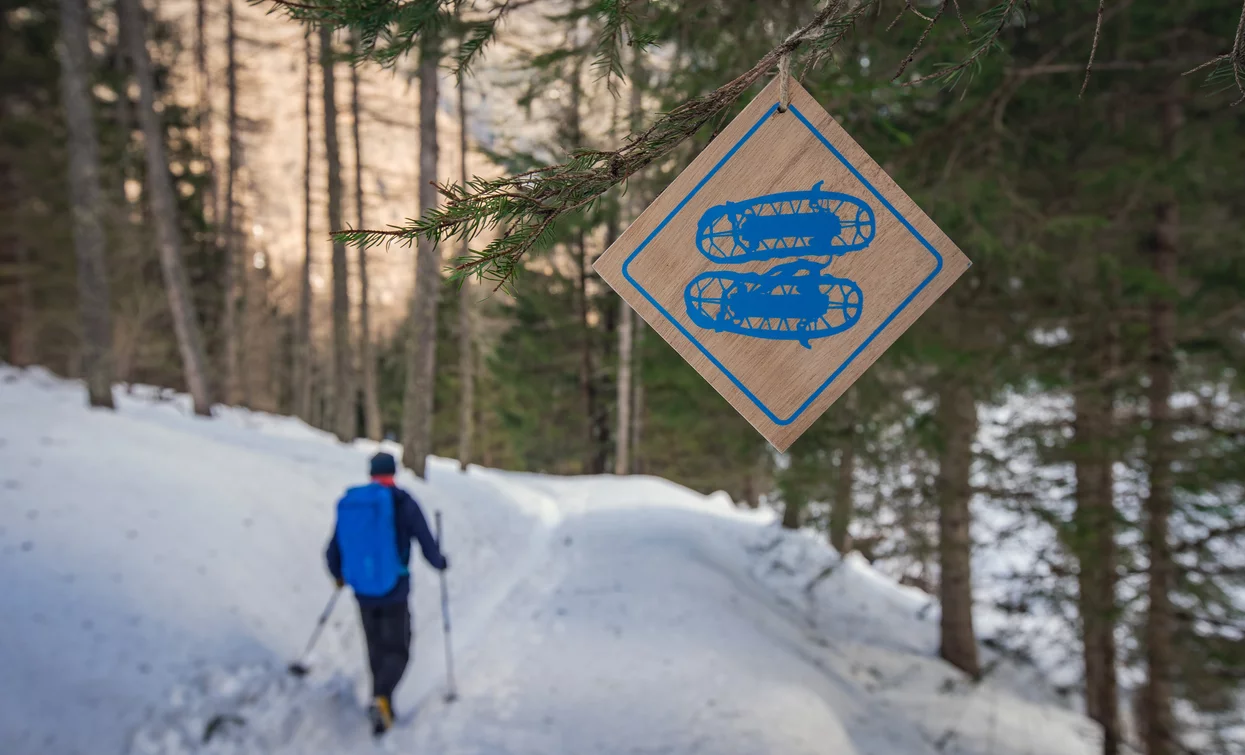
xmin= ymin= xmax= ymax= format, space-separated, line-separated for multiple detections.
xmin=0 ymin=365 xmax=1101 ymax=755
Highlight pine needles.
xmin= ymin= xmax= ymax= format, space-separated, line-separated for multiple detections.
xmin=1183 ymin=0 xmax=1245 ymax=106
xmin=279 ymin=0 xmax=1245 ymax=292
xmin=338 ymin=0 xmax=868 ymax=291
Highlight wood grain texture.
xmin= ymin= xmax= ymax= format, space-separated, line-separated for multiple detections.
xmin=594 ymin=75 xmax=971 ymax=452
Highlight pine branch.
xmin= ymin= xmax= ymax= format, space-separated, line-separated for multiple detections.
xmin=262 ymin=0 xmax=649 ymax=78
xmin=333 ymin=0 xmax=871 ymax=291
xmin=1079 ymin=0 xmax=1105 ymax=97
xmin=1182 ymin=0 xmax=1245 ymax=105
xmin=950 ymin=0 xmax=971 ymax=36
xmin=590 ymin=0 xmax=646 ymax=94
xmin=898 ymin=0 xmax=1023 ymax=89
xmin=892 ymin=1 xmax=949 ymax=82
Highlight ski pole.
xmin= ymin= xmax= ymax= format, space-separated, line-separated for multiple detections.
xmin=435 ymin=510 xmax=458 ymax=702
xmin=288 ymin=586 xmax=341 ymax=677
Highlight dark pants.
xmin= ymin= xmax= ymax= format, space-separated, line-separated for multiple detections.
xmin=358 ymin=601 xmax=411 ymax=699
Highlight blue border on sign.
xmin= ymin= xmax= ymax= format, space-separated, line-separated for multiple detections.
xmin=621 ymin=102 xmax=945 ymax=427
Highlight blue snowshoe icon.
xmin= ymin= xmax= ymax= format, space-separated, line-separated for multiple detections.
xmin=684 ymin=260 xmax=863 ymax=349
xmin=695 ymin=181 xmax=875 ymax=264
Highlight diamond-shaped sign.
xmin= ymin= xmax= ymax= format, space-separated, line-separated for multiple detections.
xmin=594 ymin=75 xmax=971 ymax=452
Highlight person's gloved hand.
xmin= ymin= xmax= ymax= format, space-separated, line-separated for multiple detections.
xmin=440 ymin=555 xmax=450 ymax=571
xmin=334 ymin=576 xmax=345 ymax=588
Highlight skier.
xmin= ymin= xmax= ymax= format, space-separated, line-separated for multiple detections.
xmin=325 ymin=451 xmax=449 ymax=736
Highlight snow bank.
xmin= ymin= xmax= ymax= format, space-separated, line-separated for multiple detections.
xmin=741 ymin=522 xmax=1103 ymax=753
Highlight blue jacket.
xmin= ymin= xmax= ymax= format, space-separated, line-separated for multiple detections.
xmin=326 ymin=481 xmax=447 ymax=606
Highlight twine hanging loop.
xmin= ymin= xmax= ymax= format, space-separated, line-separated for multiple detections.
xmin=778 ymin=53 xmax=792 ymax=112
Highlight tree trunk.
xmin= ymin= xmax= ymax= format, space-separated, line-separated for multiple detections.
xmin=614 ymin=49 xmax=644 ymax=476
xmin=632 ymin=319 xmax=645 ymax=473
xmin=781 ymin=499 xmax=802 ymax=529
xmin=1142 ymin=89 xmax=1181 ymax=755
xmin=2 ymin=160 xmax=38 ymax=367
xmin=576 ymin=231 xmax=600 ymax=472
xmin=565 ymin=64 xmax=601 ymax=474
xmin=401 ymin=35 xmax=441 ymax=478
xmin=12 ymin=237 xmax=37 ymax=367
xmin=593 ymin=272 xmax=615 ymax=474
xmin=221 ymin=0 xmax=241 ymax=405
xmin=120 ymin=0 xmax=213 ymax=415
xmin=320 ymin=24 xmax=353 ymax=442
xmin=295 ymin=30 xmax=314 ymax=421
xmin=351 ymin=36 xmax=382 ymax=441
xmin=108 ymin=29 xmax=145 ymax=275
xmin=615 ymin=301 xmax=633 ymax=475
xmin=1072 ymin=310 xmax=1120 ymax=755
xmin=455 ymin=68 xmax=475 ymax=470
xmin=830 ymin=439 xmax=855 ymax=554
xmin=936 ymin=380 xmax=980 ymax=678
xmin=58 ymin=0 xmax=116 ymax=408
xmin=194 ymin=0 xmax=215 ymax=251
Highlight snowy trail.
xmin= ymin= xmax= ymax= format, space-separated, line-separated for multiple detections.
xmin=1 ymin=368 xmax=1100 ymax=755
xmin=396 ymin=496 xmax=928 ymax=755
xmin=406 ymin=508 xmax=853 ymax=754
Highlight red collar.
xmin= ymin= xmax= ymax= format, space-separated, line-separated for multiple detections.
xmin=371 ymin=475 xmax=395 ymax=487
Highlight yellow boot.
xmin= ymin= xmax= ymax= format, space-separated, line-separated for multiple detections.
xmin=368 ymin=695 xmax=394 ymax=736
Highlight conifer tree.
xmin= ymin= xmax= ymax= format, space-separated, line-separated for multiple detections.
xmin=320 ymin=24 xmax=354 ymax=441
xmin=57 ymin=0 xmax=115 ymax=408
xmin=455 ymin=64 xmax=475 ymax=469
xmin=119 ymin=0 xmax=214 ymax=415
xmin=351 ymin=34 xmax=383 ymax=441
xmin=222 ymin=0 xmax=242 ymax=404
xmin=402 ymin=31 xmax=442 ymax=477
xmin=295 ymin=29 xmax=315 ymax=421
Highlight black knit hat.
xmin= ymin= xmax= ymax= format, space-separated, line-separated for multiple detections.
xmin=369 ymin=452 xmax=397 ymax=477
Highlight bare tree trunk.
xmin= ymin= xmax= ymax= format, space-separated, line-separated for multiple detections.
xmin=13 ymin=237 xmax=37 ymax=367
xmin=1142 ymin=88 xmax=1181 ymax=755
xmin=310 ymin=357 xmax=325 ymax=429
xmin=830 ymin=439 xmax=855 ymax=553
xmin=121 ymin=0 xmax=213 ymax=415
xmin=108 ymin=30 xmax=145 ymax=265
xmin=936 ymin=380 xmax=980 ymax=678
xmin=195 ymin=0 xmax=215 ymax=246
xmin=221 ymin=0 xmax=242 ymax=404
xmin=401 ymin=35 xmax=441 ymax=477
xmin=615 ymin=303 xmax=633 ymax=475
xmin=564 ymin=65 xmax=601 ymax=473
xmin=295 ymin=30 xmax=314 ymax=421
xmin=781 ymin=496 xmax=802 ymax=530
xmin=2 ymin=162 xmax=38 ymax=367
xmin=1072 ymin=309 xmax=1120 ymax=755
xmin=320 ymin=24 xmax=353 ymax=442
xmin=781 ymin=502 xmax=802 ymax=529
xmin=593 ymin=236 xmax=617 ymax=475
xmin=58 ymin=0 xmax=115 ymax=407
xmin=575 ymin=231 xmax=601 ymax=472
xmin=351 ymin=36 xmax=382 ymax=441
xmin=632 ymin=319 xmax=645 ymax=473
xmin=455 ymin=68 xmax=475 ymax=470
xmin=614 ymin=49 xmax=644 ymax=476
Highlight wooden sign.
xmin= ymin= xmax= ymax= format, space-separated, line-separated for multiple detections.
xmin=594 ymin=75 xmax=971 ymax=452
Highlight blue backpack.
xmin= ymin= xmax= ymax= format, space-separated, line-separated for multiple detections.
xmin=335 ymin=482 xmax=408 ymax=597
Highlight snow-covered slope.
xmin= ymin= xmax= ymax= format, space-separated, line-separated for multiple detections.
xmin=0 ymin=366 xmax=1101 ymax=755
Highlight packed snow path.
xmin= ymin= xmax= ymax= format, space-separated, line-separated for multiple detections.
xmin=409 ymin=505 xmax=884 ymax=755
xmin=0 ymin=367 xmax=1101 ymax=755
